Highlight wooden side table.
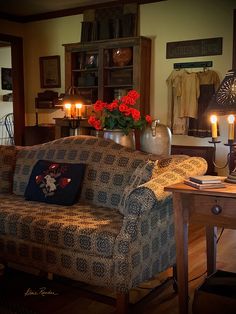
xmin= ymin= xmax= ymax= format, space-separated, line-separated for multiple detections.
xmin=164 ymin=183 xmax=236 ymax=314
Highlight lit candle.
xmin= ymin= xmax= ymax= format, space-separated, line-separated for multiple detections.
xmin=210 ymin=115 xmax=218 ymax=139
xmin=76 ymin=103 xmax=82 ymax=117
xmin=64 ymin=103 xmax=71 ymax=118
xmin=227 ymin=114 xmax=235 ymax=141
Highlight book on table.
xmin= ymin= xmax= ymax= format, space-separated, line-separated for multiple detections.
xmin=188 ymin=175 xmax=226 ymax=184
xmin=184 ymin=179 xmax=226 ymax=190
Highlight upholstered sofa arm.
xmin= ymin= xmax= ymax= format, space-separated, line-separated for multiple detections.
xmin=122 ymin=156 xmax=208 ymax=217
xmin=112 ymin=157 xmax=207 ymax=292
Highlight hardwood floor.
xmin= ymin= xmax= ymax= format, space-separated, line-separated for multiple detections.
xmin=2 ymin=223 xmax=236 ymax=314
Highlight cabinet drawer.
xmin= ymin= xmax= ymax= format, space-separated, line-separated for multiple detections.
xmin=189 ymin=195 xmax=236 ymax=227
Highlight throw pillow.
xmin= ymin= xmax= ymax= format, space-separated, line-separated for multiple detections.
xmin=0 ymin=145 xmax=18 ymax=193
xmin=24 ymin=160 xmax=86 ymax=205
xmin=119 ymin=160 xmax=155 ymax=214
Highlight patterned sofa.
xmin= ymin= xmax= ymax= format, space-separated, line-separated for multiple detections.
xmin=0 ymin=135 xmax=208 ymax=313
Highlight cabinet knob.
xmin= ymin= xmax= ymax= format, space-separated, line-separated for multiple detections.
xmin=211 ymin=205 xmax=222 ymax=215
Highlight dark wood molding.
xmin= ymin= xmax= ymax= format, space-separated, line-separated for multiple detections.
xmin=233 ymin=9 xmax=236 ymax=69
xmin=0 ymin=33 xmax=25 ymax=145
xmin=0 ymin=0 xmax=165 ymax=23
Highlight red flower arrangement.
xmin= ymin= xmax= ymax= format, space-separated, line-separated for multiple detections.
xmin=88 ymin=90 xmax=152 ymax=135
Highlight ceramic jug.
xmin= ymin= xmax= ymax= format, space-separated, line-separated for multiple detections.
xmin=140 ymin=120 xmax=172 ymax=156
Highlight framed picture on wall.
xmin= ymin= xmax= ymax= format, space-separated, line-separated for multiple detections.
xmin=39 ymin=55 xmax=61 ymax=88
xmin=1 ymin=67 xmax=12 ymax=90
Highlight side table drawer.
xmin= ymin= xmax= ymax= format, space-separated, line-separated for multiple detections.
xmin=190 ymin=195 xmax=236 ymax=227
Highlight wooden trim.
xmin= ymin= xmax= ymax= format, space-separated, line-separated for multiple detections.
xmin=0 ymin=0 xmax=165 ymax=23
xmin=233 ymin=9 xmax=236 ymax=69
xmin=0 ymin=33 xmax=25 ymax=145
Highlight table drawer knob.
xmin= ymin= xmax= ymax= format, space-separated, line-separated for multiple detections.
xmin=211 ymin=205 xmax=222 ymax=215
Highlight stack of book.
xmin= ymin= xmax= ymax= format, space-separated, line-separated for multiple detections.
xmin=184 ymin=175 xmax=226 ymax=190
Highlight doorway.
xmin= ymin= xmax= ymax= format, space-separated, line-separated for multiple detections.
xmin=0 ymin=33 xmax=25 ymax=145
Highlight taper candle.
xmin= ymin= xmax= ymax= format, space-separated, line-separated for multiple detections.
xmin=227 ymin=114 xmax=235 ymax=141
xmin=76 ymin=103 xmax=82 ymax=117
xmin=210 ymin=115 xmax=217 ymax=139
xmin=64 ymin=103 xmax=71 ymax=118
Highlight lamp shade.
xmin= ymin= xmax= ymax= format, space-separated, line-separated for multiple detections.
xmin=62 ymin=86 xmax=85 ymax=106
xmin=207 ymin=69 xmax=236 ymax=115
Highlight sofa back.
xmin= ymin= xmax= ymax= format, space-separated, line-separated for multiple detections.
xmin=13 ymin=135 xmax=156 ymax=210
xmin=0 ymin=145 xmax=18 ymax=193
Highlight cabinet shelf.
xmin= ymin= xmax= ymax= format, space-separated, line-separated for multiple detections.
xmin=104 ymin=65 xmax=133 ymax=70
xmin=104 ymin=84 xmax=133 ymax=88
xmin=76 ymin=86 xmax=98 ymax=89
xmin=72 ymin=68 xmax=98 ymax=72
xmin=64 ymin=36 xmax=151 ymax=115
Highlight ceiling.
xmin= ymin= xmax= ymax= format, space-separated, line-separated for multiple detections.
xmin=0 ymin=0 xmax=112 ymax=17
xmin=0 ymin=0 xmax=162 ymax=23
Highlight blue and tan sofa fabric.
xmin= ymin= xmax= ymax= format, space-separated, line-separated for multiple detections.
xmin=0 ymin=136 xmax=207 ymax=294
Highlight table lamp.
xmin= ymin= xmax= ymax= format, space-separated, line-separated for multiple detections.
xmin=207 ymin=69 xmax=236 ymax=181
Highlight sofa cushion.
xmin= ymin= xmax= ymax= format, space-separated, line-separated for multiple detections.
xmin=0 ymin=194 xmax=123 ymax=258
xmin=13 ymin=136 xmax=154 ymax=210
xmin=24 ymin=160 xmax=86 ymax=206
xmin=0 ymin=145 xmax=18 ymax=193
xmin=119 ymin=160 xmax=155 ymax=214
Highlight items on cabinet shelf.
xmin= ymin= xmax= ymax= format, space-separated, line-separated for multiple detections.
xmin=63 ymin=36 xmax=151 ymax=115
xmin=35 ymin=90 xmax=59 ymax=109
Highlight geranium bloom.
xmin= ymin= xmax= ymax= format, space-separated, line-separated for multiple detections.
xmin=145 ymin=115 xmax=152 ymax=124
xmin=119 ymin=104 xmax=128 ymax=112
xmin=88 ymin=90 xmax=152 ymax=135
xmin=94 ymin=100 xmax=106 ymax=112
xmin=88 ymin=116 xmax=96 ymax=125
xmin=131 ymin=108 xmax=141 ymax=121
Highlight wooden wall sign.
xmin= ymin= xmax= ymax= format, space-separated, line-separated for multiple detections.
xmin=166 ymin=37 xmax=223 ymax=59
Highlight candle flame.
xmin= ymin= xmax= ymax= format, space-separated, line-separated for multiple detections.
xmin=64 ymin=103 xmax=71 ymax=109
xmin=210 ymin=115 xmax=217 ymax=124
xmin=227 ymin=114 xmax=235 ymax=124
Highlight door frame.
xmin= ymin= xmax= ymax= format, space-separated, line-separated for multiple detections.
xmin=0 ymin=33 xmax=25 ymax=145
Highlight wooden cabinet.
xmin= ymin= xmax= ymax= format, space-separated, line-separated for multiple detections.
xmin=63 ymin=36 xmax=151 ymax=115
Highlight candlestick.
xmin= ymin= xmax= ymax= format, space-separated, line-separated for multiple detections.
xmin=227 ymin=114 xmax=235 ymax=141
xmin=210 ymin=115 xmax=217 ymax=139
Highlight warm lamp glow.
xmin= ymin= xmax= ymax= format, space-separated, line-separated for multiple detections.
xmin=228 ymin=114 xmax=235 ymax=124
xmin=75 ymin=103 xmax=82 ymax=117
xmin=227 ymin=114 xmax=235 ymax=141
xmin=210 ymin=115 xmax=218 ymax=139
xmin=64 ymin=103 xmax=71 ymax=117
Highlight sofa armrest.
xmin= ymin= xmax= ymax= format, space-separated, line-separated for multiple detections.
xmin=113 ymin=187 xmax=174 ymax=292
xmin=112 ymin=156 xmax=207 ymax=292
xmin=122 ymin=156 xmax=208 ymax=217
